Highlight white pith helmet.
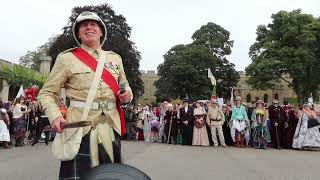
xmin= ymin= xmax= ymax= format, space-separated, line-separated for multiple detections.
xmin=72 ymin=11 xmax=107 ymax=47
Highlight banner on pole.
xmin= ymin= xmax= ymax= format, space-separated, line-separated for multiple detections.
xmin=16 ymin=85 xmax=24 ymax=99
xmin=230 ymin=88 xmax=234 ymax=106
xmin=207 ymin=68 xmax=216 ymax=86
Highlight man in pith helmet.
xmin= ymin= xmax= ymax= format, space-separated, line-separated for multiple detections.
xmin=38 ymin=11 xmax=132 ymax=179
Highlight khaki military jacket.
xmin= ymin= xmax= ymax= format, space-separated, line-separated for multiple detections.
xmin=207 ymin=105 xmax=225 ymax=126
xmin=38 ymin=45 xmax=132 ymax=160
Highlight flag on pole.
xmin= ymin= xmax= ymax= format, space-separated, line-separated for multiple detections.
xmin=208 ymin=68 xmax=216 ymax=99
xmin=208 ymin=68 xmax=216 ymax=86
xmin=230 ymin=88 xmax=234 ymax=106
xmin=185 ymin=93 xmax=189 ymax=100
xmin=308 ymin=93 xmax=314 ymax=105
xmin=16 ymin=85 xmax=25 ymax=99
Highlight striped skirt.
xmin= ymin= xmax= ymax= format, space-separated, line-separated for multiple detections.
xmin=13 ymin=117 xmax=26 ymax=140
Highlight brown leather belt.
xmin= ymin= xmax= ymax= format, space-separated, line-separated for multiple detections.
xmin=210 ymin=119 xmax=222 ymax=122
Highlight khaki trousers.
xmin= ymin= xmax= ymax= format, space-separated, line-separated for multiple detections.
xmin=210 ymin=125 xmax=226 ymax=146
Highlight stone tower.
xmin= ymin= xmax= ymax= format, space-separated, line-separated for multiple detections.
xmin=39 ymin=56 xmax=52 ymax=76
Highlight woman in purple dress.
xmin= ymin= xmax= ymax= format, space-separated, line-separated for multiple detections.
xmin=12 ymin=96 xmax=30 ymax=146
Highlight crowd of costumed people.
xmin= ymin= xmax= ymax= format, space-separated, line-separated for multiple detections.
xmin=0 ymin=85 xmax=67 ymax=148
xmin=122 ymin=97 xmax=320 ymax=150
xmin=1 ymin=86 xmax=319 ymax=151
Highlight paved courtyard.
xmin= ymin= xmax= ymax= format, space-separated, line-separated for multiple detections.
xmin=0 ymin=141 xmax=319 ymax=180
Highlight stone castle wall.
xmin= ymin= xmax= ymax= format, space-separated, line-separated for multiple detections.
xmin=138 ymin=70 xmax=159 ymax=105
xmin=234 ymin=71 xmax=297 ymax=105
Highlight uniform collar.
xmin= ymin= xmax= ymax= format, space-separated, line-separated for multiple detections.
xmin=81 ymin=44 xmax=102 ymax=56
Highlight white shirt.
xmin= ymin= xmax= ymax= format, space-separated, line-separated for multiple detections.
xmin=13 ymin=104 xmax=27 ymax=119
xmin=0 ymin=108 xmax=6 ymax=121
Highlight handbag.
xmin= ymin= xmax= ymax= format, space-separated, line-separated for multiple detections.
xmin=194 ymin=115 xmax=206 ymax=128
xmin=307 ymin=118 xmax=320 ymax=128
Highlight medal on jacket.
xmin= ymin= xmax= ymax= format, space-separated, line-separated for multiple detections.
xmin=105 ymin=62 xmax=120 ymax=75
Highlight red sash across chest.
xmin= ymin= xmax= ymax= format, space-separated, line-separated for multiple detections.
xmin=71 ymin=47 xmax=126 ymax=136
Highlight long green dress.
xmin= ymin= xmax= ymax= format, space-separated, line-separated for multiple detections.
xmin=251 ymin=109 xmax=271 ymax=148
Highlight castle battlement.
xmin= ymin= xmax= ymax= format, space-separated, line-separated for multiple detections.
xmin=140 ymin=70 xmax=157 ymax=75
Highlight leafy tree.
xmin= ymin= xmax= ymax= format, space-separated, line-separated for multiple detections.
xmin=246 ymin=9 xmax=320 ymax=104
xmin=155 ymin=44 xmax=216 ymax=102
xmin=0 ymin=64 xmax=47 ymax=88
xmin=19 ymin=37 xmax=56 ymax=71
xmin=155 ymin=22 xmax=239 ymax=102
xmin=192 ymin=22 xmax=239 ymax=98
xmin=215 ymin=58 xmax=239 ymax=98
xmin=48 ymin=4 xmax=144 ymax=101
xmin=192 ymin=22 xmax=233 ymax=58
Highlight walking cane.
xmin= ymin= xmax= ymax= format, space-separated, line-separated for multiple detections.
xmin=167 ymin=115 xmax=173 ymax=144
xmin=24 ymin=114 xmax=30 ymax=145
xmin=275 ymin=122 xmax=280 ymax=149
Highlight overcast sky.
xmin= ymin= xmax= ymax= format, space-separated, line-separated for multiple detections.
xmin=1 ymin=0 xmax=319 ymax=71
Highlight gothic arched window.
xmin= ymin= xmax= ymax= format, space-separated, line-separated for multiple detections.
xmin=264 ymin=94 xmax=269 ymax=104
xmin=246 ymin=94 xmax=251 ymax=103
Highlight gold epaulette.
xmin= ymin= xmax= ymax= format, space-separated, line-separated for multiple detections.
xmin=106 ymin=50 xmax=121 ymax=57
xmin=61 ymin=47 xmax=78 ymax=54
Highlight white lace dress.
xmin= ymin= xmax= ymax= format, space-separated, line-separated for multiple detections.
xmin=0 ymin=109 xmax=10 ymax=142
xmin=292 ymin=112 xmax=320 ymax=149
xmin=143 ymin=110 xmax=152 ymax=142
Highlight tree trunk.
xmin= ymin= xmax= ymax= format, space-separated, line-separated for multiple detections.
xmin=295 ymin=85 xmax=307 ymax=106
xmin=297 ymin=92 xmax=304 ymax=106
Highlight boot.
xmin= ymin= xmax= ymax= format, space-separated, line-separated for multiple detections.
xmin=260 ymin=140 xmax=267 ymax=150
xmin=235 ymin=135 xmax=240 ymax=148
xmin=3 ymin=142 xmax=12 ymax=149
xmin=240 ymin=135 xmax=245 ymax=148
xmin=15 ymin=139 xmax=22 ymax=147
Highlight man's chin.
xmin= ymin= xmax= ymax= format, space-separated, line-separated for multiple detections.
xmin=82 ymin=39 xmax=100 ymax=46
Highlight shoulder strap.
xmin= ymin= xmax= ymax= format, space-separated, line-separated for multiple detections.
xmin=80 ymin=51 xmax=106 ymax=123
xmin=72 ymin=48 xmax=126 ymax=135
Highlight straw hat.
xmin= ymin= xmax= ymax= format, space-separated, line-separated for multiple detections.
xmin=235 ymin=96 xmax=242 ymax=101
xmin=256 ymin=100 xmax=264 ymax=105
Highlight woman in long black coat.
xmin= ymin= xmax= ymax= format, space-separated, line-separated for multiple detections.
xmin=222 ymin=105 xmax=233 ymax=146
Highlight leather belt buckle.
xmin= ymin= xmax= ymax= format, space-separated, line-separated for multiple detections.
xmin=98 ymin=101 xmax=109 ymax=111
xmin=98 ymin=102 xmax=109 ymax=111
